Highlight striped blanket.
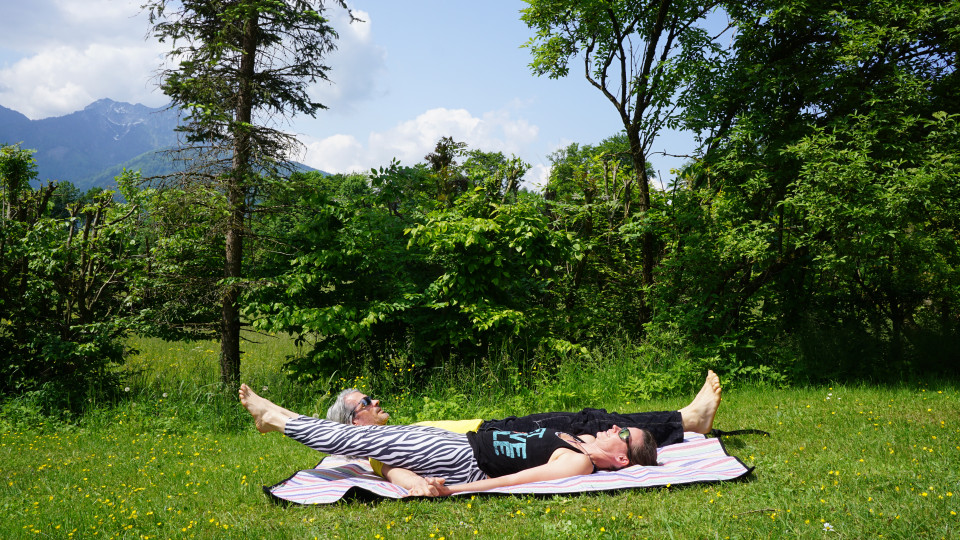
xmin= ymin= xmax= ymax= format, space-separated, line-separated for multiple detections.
xmin=264 ymin=433 xmax=753 ymax=505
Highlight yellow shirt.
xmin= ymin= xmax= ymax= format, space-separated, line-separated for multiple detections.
xmin=369 ymin=419 xmax=484 ymax=476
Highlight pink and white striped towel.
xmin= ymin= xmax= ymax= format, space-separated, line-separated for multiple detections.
xmin=264 ymin=433 xmax=753 ymax=505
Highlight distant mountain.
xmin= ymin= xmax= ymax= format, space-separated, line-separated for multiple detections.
xmin=0 ymin=99 xmax=320 ymax=192
xmin=77 ymin=147 xmax=184 ymax=189
xmin=1 ymin=99 xmax=180 ymax=191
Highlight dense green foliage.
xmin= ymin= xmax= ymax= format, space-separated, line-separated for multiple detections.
xmin=542 ymin=135 xmax=658 ymax=341
xmin=522 ymin=0 xmax=723 ymax=321
xmin=0 ymin=148 xmax=139 ymax=411
xmin=122 ymin=180 xmax=227 ymax=341
xmin=656 ymin=0 xmax=960 ymax=378
xmin=242 ymin=150 xmax=580 ymax=385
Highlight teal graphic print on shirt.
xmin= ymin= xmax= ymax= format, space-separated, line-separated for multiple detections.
xmin=491 ymin=428 xmax=547 ymax=459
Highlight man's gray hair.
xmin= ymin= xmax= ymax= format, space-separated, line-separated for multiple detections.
xmin=326 ymin=388 xmax=360 ymax=424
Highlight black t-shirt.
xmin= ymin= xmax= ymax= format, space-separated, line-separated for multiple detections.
xmin=467 ymin=428 xmax=584 ymax=478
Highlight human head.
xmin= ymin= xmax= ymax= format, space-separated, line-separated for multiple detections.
xmin=325 ymin=388 xmax=390 ymax=426
xmin=589 ymin=426 xmax=657 ymax=469
xmin=627 ymin=428 xmax=658 ymax=467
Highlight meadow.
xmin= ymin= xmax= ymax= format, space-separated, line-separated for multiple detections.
xmin=1 ymin=334 xmax=957 ymax=539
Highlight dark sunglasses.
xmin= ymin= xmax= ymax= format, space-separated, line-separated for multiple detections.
xmin=618 ymin=427 xmax=631 ymax=446
xmin=355 ymin=396 xmax=373 ymax=410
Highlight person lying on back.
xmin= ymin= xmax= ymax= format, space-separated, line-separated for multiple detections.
xmin=324 ymin=370 xmax=723 ymax=495
xmin=240 ymin=384 xmax=659 ymax=498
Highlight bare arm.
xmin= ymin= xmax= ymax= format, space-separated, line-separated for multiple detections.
xmin=380 ymin=464 xmax=442 ymax=497
xmin=431 ymin=449 xmax=594 ymax=496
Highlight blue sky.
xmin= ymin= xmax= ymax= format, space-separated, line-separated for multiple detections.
xmin=0 ymin=0 xmax=704 ymax=188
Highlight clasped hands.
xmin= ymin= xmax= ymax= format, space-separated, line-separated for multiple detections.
xmin=403 ymin=476 xmax=451 ymax=497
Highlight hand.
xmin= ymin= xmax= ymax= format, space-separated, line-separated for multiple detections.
xmin=404 ymin=484 xmax=439 ymax=497
xmin=424 ymin=476 xmax=452 ymax=497
xmin=402 ymin=477 xmax=449 ymax=498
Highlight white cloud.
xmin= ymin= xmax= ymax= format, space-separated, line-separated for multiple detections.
xmin=368 ymin=108 xmax=480 ymax=164
xmin=0 ymin=1 xmax=377 ymax=120
xmin=300 ymin=134 xmax=367 ymax=173
xmin=301 ymin=106 xmax=540 ymax=174
xmin=0 ymin=43 xmax=165 ymax=119
xmin=56 ymin=0 xmax=141 ymax=26
xmin=1 ymin=0 xmax=142 ymax=52
xmin=309 ymin=9 xmax=387 ymax=114
xmin=0 ymin=0 xmax=166 ymax=119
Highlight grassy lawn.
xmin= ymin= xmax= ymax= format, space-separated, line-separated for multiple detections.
xmin=1 ymin=336 xmax=957 ymax=538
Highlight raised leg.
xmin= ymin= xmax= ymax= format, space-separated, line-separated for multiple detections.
xmin=678 ymin=370 xmax=722 ymax=434
xmin=239 ymin=383 xmax=298 ymax=433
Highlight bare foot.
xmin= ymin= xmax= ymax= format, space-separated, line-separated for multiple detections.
xmin=239 ymin=383 xmax=297 ymax=433
xmin=678 ymin=370 xmax=722 ymax=434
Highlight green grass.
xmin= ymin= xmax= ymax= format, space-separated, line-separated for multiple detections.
xmin=1 ymin=335 xmax=958 ymax=539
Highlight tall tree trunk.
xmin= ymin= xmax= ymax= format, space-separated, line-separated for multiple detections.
xmin=627 ymin=128 xmax=653 ymax=325
xmin=221 ymin=188 xmax=243 ymax=387
xmin=220 ymin=11 xmax=258 ymax=387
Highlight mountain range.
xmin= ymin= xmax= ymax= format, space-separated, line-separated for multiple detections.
xmin=0 ymin=99 xmax=318 ymax=192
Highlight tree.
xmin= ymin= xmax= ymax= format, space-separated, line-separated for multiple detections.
xmin=522 ymin=0 xmax=721 ymax=324
xmin=423 ymin=136 xmax=469 ymax=207
xmin=785 ymin=112 xmax=960 ymax=374
xmin=145 ymin=0 xmax=351 ymax=386
xmin=243 ymin=164 xmax=576 ymax=384
xmin=1 ymin=144 xmax=37 ymax=220
xmin=660 ymin=0 xmax=960 ymax=378
xmin=122 ymin=181 xmax=227 ymax=341
xmin=545 ymin=133 xmax=653 ymax=207
xmin=462 ymin=149 xmax=529 ymax=204
xmin=1 ymin=147 xmax=141 ymax=410
xmin=543 ymin=135 xmax=646 ymax=337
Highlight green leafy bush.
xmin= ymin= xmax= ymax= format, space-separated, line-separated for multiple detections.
xmin=1 ymin=146 xmax=138 ymax=412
